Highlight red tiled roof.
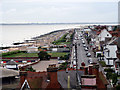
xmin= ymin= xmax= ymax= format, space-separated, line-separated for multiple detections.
xmin=20 ymin=71 xmax=49 ymax=89
xmin=97 ymin=72 xmax=108 ymax=89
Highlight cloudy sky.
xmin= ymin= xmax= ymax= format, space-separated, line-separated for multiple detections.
xmin=0 ymin=0 xmax=119 ymax=23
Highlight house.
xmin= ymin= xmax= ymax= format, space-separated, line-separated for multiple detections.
xmin=98 ymin=29 xmax=112 ymax=41
xmin=27 ymin=46 xmax=38 ymax=53
xmin=115 ymin=33 xmax=120 ymax=74
xmin=104 ymin=38 xmax=118 ymax=66
xmin=1 ymin=67 xmax=19 ymax=89
xmin=20 ymin=71 xmax=49 ymax=89
xmin=20 ymin=70 xmax=62 ymax=90
xmin=20 ymin=63 xmax=108 ymax=89
xmin=5 ymin=60 xmax=18 ymax=70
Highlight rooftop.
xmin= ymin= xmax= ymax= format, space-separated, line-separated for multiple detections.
xmin=0 ymin=67 xmax=19 ymax=78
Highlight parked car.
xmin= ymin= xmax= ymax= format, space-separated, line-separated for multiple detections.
xmin=83 ymin=44 xmax=86 ymax=47
xmin=88 ymin=58 xmax=93 ymax=64
xmin=84 ymin=47 xmax=88 ymax=51
xmin=86 ymin=51 xmax=89 ymax=55
xmin=86 ymin=53 xmax=91 ymax=57
xmin=58 ymin=60 xmax=65 ymax=64
xmin=82 ymin=41 xmax=85 ymax=44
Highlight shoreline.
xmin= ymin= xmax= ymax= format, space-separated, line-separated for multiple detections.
xmin=1 ymin=29 xmax=67 ymax=48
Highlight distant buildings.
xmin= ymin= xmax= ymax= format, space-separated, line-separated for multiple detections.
xmin=27 ymin=46 xmax=38 ymax=53
xmin=5 ymin=60 xmax=18 ymax=70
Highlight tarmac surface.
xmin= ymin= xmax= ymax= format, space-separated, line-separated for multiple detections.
xmin=32 ymin=60 xmax=59 ymax=72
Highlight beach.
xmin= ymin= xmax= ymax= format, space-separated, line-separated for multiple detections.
xmin=1 ymin=24 xmax=79 ymax=47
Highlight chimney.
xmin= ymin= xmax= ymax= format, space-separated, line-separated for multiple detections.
xmin=84 ymin=66 xmax=88 ymax=75
xmin=92 ymin=64 xmax=99 ymax=78
xmin=88 ymin=65 xmax=93 ymax=75
xmin=20 ymin=71 xmax=27 ymax=87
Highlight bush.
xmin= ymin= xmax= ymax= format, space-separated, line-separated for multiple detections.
xmin=99 ymin=61 xmax=106 ymax=67
xmin=25 ymin=66 xmax=36 ymax=72
xmin=59 ymin=62 xmax=68 ymax=70
xmin=59 ymin=54 xmax=70 ymax=60
xmin=106 ymin=72 xmax=117 ymax=85
xmin=104 ymin=68 xmax=114 ymax=72
xmin=116 ymin=85 xmax=120 ymax=90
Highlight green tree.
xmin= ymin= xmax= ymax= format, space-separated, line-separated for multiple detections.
xmin=26 ymin=66 xmax=36 ymax=72
xmin=38 ymin=51 xmax=51 ymax=60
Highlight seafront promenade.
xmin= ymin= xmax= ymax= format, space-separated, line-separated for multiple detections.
xmin=1 ymin=30 xmax=67 ymax=53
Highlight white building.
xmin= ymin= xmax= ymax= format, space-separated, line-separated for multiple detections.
xmin=104 ymin=45 xmax=117 ymax=66
xmin=27 ymin=46 xmax=38 ymax=53
xmin=98 ymin=29 xmax=112 ymax=41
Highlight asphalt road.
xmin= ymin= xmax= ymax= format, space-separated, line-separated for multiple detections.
xmin=71 ymin=30 xmax=98 ymax=69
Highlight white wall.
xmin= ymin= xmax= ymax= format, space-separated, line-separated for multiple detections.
xmin=98 ymin=29 xmax=112 ymax=41
xmin=104 ymin=45 xmax=117 ymax=66
xmin=6 ymin=65 xmax=17 ymax=69
xmin=104 ymin=45 xmax=117 ymax=58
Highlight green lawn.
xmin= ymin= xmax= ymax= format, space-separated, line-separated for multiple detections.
xmin=54 ymin=42 xmax=71 ymax=45
xmin=49 ymin=52 xmax=69 ymax=57
xmin=3 ymin=52 xmax=69 ymax=57
xmin=3 ymin=53 xmax=38 ymax=57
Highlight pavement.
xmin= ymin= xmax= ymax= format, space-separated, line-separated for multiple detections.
xmin=32 ymin=60 xmax=59 ymax=72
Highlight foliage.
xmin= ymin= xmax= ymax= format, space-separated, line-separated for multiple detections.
xmin=104 ymin=68 xmax=114 ymax=72
xmin=59 ymin=54 xmax=70 ymax=60
xmin=3 ymin=52 xmax=38 ymax=57
xmin=25 ymin=66 xmax=36 ymax=72
xmin=116 ymin=85 xmax=120 ymax=90
xmin=52 ymin=33 xmax=68 ymax=45
xmin=112 ymin=73 xmax=117 ymax=85
xmin=59 ymin=62 xmax=69 ymax=70
xmin=99 ymin=61 xmax=106 ymax=67
xmin=2 ymin=50 xmax=27 ymax=57
xmin=106 ymin=72 xmax=113 ymax=79
xmin=38 ymin=51 xmax=51 ymax=60
xmin=105 ymin=69 xmax=117 ymax=85
xmin=49 ymin=52 xmax=69 ymax=57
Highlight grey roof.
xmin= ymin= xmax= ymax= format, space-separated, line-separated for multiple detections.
xmin=0 ymin=67 xmax=19 ymax=78
xmin=6 ymin=60 xmax=18 ymax=65
xmin=57 ymin=70 xmax=84 ymax=89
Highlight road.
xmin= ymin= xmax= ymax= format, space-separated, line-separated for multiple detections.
xmin=70 ymin=30 xmax=98 ymax=69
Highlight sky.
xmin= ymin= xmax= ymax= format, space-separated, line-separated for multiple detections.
xmin=0 ymin=0 xmax=119 ymax=23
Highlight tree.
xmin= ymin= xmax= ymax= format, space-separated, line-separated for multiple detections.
xmin=25 ymin=66 xmax=36 ymax=72
xmin=38 ymin=51 xmax=51 ymax=60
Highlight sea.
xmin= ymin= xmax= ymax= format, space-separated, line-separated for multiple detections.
xmin=0 ymin=24 xmax=81 ymax=47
